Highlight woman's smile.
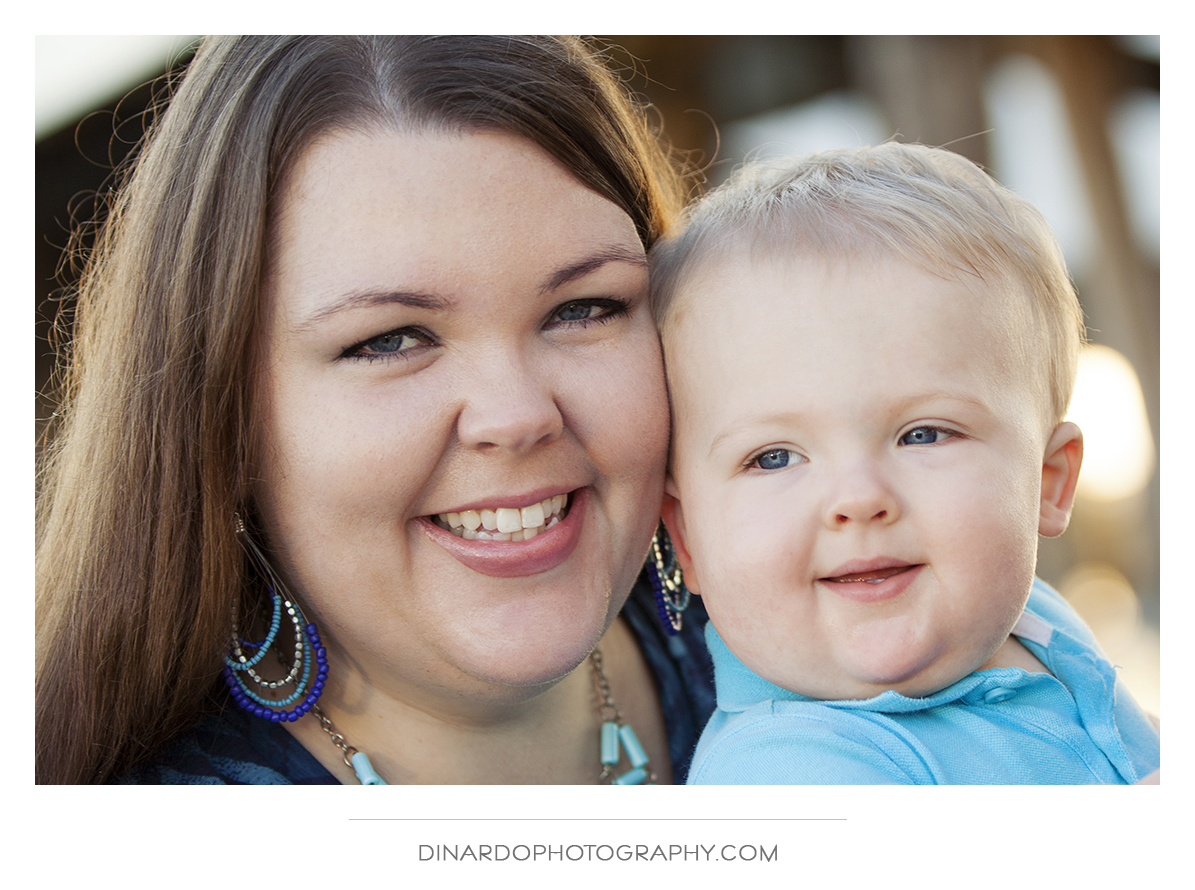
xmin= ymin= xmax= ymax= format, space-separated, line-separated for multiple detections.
xmin=431 ymin=491 xmax=572 ymax=541
xmin=420 ymin=489 xmax=587 ymax=578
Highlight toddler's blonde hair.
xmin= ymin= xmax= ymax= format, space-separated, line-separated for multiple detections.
xmin=651 ymin=142 xmax=1086 ymax=425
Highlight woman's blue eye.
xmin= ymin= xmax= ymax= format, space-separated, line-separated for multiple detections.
xmin=366 ymin=332 xmax=418 ymax=353
xmin=754 ymin=449 xmax=795 ymax=470
xmin=549 ymin=299 xmax=628 ymax=326
xmin=555 ymin=302 xmax=601 ymax=322
xmin=900 ymin=426 xmax=951 ymax=446
xmin=346 ymin=328 xmax=433 ymax=360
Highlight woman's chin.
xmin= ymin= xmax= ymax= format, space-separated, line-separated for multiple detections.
xmin=449 ymin=643 xmax=595 ymax=693
xmin=443 ymin=600 xmax=614 ymax=691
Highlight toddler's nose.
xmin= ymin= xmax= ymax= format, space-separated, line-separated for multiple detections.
xmin=822 ymin=464 xmax=899 ymax=529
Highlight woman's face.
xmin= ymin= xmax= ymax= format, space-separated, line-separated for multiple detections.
xmin=254 ymin=128 xmax=669 ymax=707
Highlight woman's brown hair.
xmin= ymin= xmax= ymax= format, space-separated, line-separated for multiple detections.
xmin=36 ymin=35 xmax=688 ymax=784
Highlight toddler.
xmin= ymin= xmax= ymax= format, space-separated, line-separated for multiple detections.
xmin=652 ymin=143 xmax=1160 ymax=784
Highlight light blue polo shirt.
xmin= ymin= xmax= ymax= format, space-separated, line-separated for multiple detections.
xmin=688 ymin=578 xmax=1160 ymax=784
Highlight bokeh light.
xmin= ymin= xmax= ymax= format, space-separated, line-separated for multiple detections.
xmin=1066 ymin=344 xmax=1155 ymax=501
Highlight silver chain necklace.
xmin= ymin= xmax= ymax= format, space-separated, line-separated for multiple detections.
xmin=310 ymin=647 xmax=656 ymax=785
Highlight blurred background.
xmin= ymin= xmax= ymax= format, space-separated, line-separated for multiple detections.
xmin=35 ymin=35 xmax=1160 ymax=714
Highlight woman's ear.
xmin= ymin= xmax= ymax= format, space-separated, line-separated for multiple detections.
xmin=1039 ymin=421 xmax=1083 ymax=537
xmin=661 ymin=476 xmax=700 ymax=595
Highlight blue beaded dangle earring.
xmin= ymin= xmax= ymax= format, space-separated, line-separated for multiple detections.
xmin=222 ymin=515 xmax=328 ymax=724
xmin=647 ymin=523 xmax=689 ymax=635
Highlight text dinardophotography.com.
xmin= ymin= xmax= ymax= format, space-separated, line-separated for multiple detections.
xmin=417 ymin=843 xmax=779 ymax=863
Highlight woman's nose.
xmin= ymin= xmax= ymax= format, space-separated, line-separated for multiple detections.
xmin=456 ymin=357 xmax=564 ymax=453
xmin=822 ymin=462 xmax=900 ymax=529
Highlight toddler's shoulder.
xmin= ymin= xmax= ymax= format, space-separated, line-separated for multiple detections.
xmin=1025 ymin=576 xmax=1098 ymax=648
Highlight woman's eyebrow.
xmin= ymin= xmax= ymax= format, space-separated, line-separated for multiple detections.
xmin=540 ymin=246 xmax=647 ymax=293
xmin=299 ymin=290 xmax=451 ymax=329
xmin=298 ymin=246 xmax=645 ymax=329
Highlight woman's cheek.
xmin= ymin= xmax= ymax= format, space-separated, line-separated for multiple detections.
xmin=596 ymin=331 xmax=671 ymax=580
xmin=629 ymin=330 xmax=672 ymax=454
xmin=585 ymin=328 xmax=670 ymax=479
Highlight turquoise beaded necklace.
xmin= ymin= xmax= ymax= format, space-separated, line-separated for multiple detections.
xmin=590 ymin=647 xmax=655 ymax=784
xmin=312 ymin=647 xmax=655 ymax=785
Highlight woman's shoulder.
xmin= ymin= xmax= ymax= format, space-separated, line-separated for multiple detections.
xmin=112 ymin=702 xmax=339 ymax=785
xmin=621 ymin=573 xmax=716 ymax=783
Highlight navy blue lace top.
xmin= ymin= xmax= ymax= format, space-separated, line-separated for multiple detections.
xmin=114 ymin=575 xmax=714 ymax=784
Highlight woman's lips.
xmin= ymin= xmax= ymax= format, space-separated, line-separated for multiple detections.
xmin=419 ymin=488 xmax=586 ymax=578
xmin=819 ymin=562 xmax=923 ymax=603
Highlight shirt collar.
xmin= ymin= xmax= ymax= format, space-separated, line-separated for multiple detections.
xmin=706 ymin=605 xmax=1058 ymax=715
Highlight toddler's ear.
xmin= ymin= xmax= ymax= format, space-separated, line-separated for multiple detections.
xmin=1039 ymin=421 xmax=1083 ymax=537
xmin=661 ymin=477 xmax=701 ymax=596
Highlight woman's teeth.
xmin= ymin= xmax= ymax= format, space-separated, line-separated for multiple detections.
xmin=435 ymin=494 xmax=569 ymax=541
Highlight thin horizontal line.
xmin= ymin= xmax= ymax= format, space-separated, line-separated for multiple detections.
xmin=348 ymin=817 xmax=846 ymax=822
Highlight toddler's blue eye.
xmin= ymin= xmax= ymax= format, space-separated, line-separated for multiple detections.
xmin=755 ymin=449 xmax=793 ymax=470
xmin=900 ymin=426 xmax=950 ymax=445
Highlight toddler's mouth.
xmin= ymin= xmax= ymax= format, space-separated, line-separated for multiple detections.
xmin=432 ymin=493 xmax=571 ymax=542
xmin=824 ymin=565 xmax=918 ymax=585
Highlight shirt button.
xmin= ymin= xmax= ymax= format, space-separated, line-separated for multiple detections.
xmin=983 ymin=687 xmax=1017 ymax=704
